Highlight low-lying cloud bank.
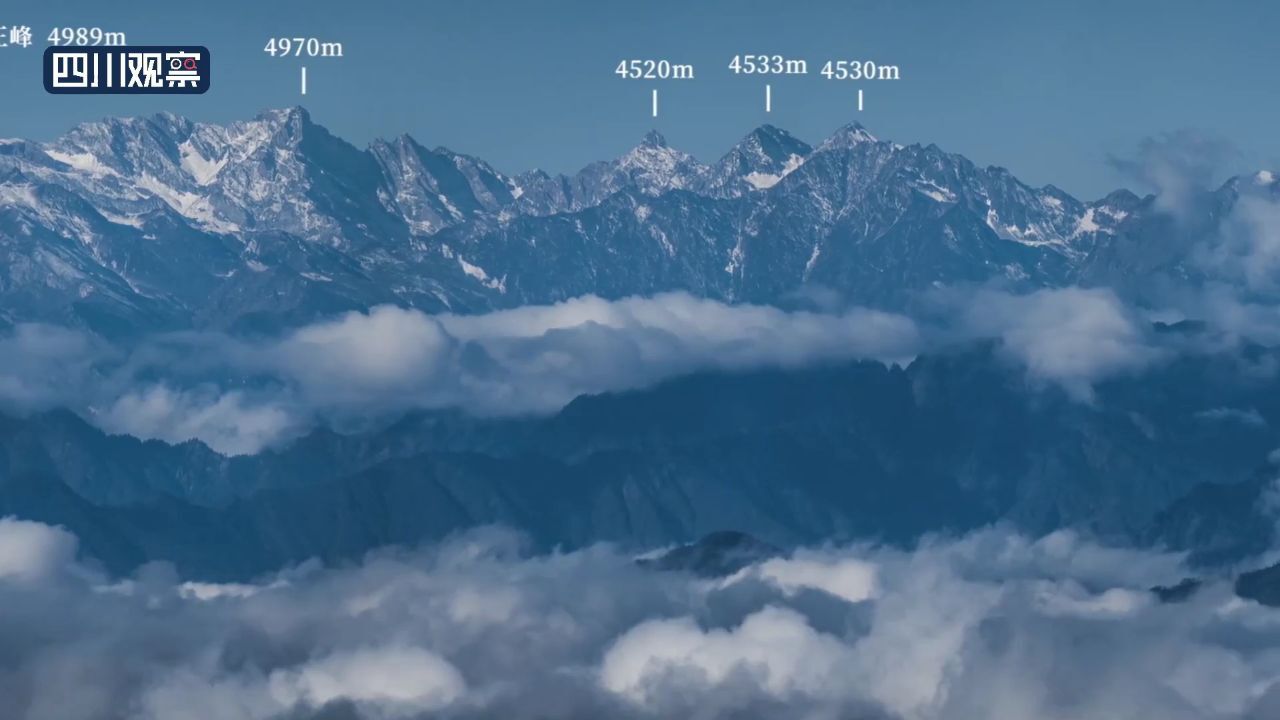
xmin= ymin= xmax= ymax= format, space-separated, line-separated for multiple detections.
xmin=0 ymin=286 xmax=1228 ymax=454
xmin=1 ymin=517 xmax=1277 ymax=720
xmin=953 ymin=286 xmax=1163 ymax=400
xmin=0 ymin=294 xmax=921 ymax=454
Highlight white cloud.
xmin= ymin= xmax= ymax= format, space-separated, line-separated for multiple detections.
xmin=94 ymin=385 xmax=298 ymax=455
xmin=0 ymin=324 xmax=106 ymax=410
xmin=600 ymin=606 xmax=853 ymax=705
xmin=728 ymin=553 xmax=879 ymax=603
xmin=1 ymin=522 xmax=1277 ymax=720
xmin=0 ymin=517 xmax=79 ymax=584
xmin=268 ymin=646 xmax=466 ymax=712
xmin=277 ymin=293 xmax=921 ymax=416
xmin=1030 ymin=581 xmax=1150 ymax=619
xmin=1201 ymin=195 xmax=1280 ymax=296
xmin=272 ymin=305 xmax=457 ymax=407
xmin=0 ymin=293 xmax=922 ymax=454
xmin=1107 ymin=130 xmax=1236 ymax=216
xmin=959 ymin=287 xmax=1162 ymax=399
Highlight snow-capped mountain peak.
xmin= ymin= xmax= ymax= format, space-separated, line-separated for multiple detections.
xmin=0 ymin=107 xmax=1204 ymax=338
xmin=616 ymin=133 xmax=707 ymax=191
xmin=816 ymin=121 xmax=878 ymax=151
xmin=706 ymin=125 xmax=813 ymax=195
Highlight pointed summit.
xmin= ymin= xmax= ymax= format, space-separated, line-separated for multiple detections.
xmin=705 ymin=125 xmax=812 ymax=194
xmin=639 ymin=129 xmax=669 ymax=149
xmin=256 ymin=105 xmax=311 ymax=124
xmin=746 ymin=124 xmax=793 ymax=143
xmin=818 ymin=121 xmax=879 ymax=151
xmin=148 ymin=111 xmax=195 ymax=136
xmin=251 ymin=106 xmax=315 ymax=144
xmin=369 ymin=128 xmax=518 ymax=234
xmin=739 ymin=124 xmax=811 ymax=160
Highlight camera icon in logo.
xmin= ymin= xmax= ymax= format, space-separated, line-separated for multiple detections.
xmin=164 ymin=50 xmax=202 ymax=87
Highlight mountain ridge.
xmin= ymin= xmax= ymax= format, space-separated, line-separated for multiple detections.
xmin=2 ymin=107 xmax=1275 ymax=336
xmin=3 ymin=340 xmax=1277 ymax=579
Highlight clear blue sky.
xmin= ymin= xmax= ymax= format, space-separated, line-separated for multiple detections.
xmin=1 ymin=0 xmax=1277 ymax=198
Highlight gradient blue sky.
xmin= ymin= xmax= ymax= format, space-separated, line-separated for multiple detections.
xmin=1 ymin=0 xmax=1276 ymax=198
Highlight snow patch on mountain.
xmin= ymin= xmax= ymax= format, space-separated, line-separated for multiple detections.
xmin=44 ymin=150 xmax=118 ymax=177
xmin=178 ymin=141 xmax=226 ymax=186
xmin=1075 ymin=208 xmax=1101 ymax=234
xmin=0 ymin=183 xmax=40 ymax=210
xmin=804 ymin=243 xmax=822 ymax=276
xmin=915 ymin=179 xmax=957 ymax=203
xmin=136 ymin=174 xmax=239 ymax=233
xmin=98 ymin=210 xmax=146 ymax=228
xmin=744 ymin=153 xmax=807 ymax=190
xmin=458 ymin=257 xmax=506 ymax=293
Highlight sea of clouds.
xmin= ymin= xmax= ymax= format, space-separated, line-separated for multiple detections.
xmin=1 ymin=518 xmax=1278 ymax=720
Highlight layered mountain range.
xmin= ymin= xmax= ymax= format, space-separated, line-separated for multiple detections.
xmin=6 ymin=106 xmax=1267 ymax=336
xmin=2 ymin=339 xmax=1278 ymax=579
xmin=2 ymin=108 xmax=1279 ymax=581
